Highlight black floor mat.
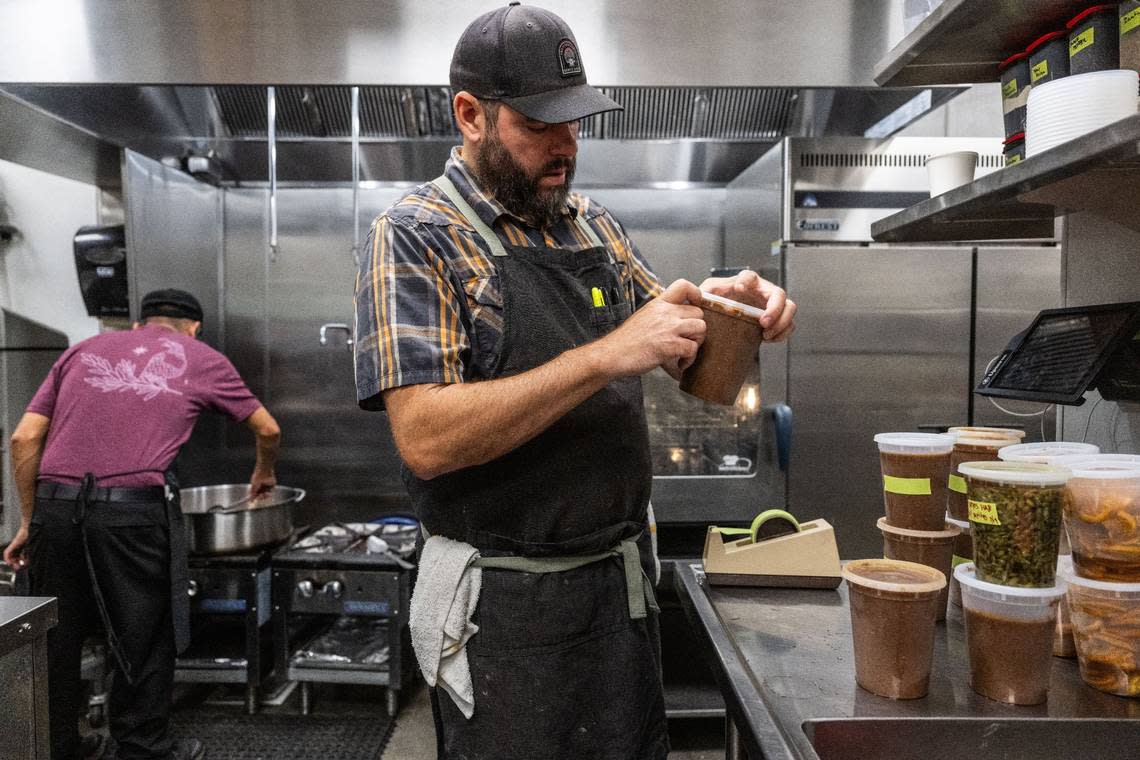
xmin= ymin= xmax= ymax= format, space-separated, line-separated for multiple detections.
xmin=170 ymin=708 xmax=395 ymax=760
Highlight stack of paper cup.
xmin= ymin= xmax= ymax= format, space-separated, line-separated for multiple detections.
xmin=1026 ymin=69 xmax=1139 ymax=157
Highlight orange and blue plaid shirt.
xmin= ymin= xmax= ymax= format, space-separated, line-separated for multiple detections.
xmin=353 ymin=147 xmax=663 ymax=410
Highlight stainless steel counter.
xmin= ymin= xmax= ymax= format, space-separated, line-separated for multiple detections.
xmin=675 ymin=563 xmax=1140 ymax=760
xmin=0 ymin=597 xmax=57 ymax=760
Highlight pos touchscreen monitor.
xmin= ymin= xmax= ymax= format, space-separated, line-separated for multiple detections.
xmin=976 ymin=302 xmax=1140 ymax=406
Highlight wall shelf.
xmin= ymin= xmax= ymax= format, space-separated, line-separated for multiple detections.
xmin=871 ymin=114 xmax=1140 ymax=243
xmin=874 ymin=0 xmax=1086 ymax=87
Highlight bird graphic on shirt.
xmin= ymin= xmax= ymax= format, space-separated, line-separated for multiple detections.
xmin=81 ymin=337 xmax=188 ymax=401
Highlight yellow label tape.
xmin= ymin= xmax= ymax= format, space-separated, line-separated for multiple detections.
xmin=1070 ymin=28 xmax=1094 ymax=57
xmin=1005 ymin=154 xmax=1022 ymax=167
xmin=883 ymin=475 xmax=932 ymax=496
xmin=1001 ymin=78 xmax=1018 ymax=99
xmin=591 ymin=286 xmax=605 ymax=307
xmin=1123 ymin=8 xmax=1140 ymax=36
xmin=969 ymin=500 xmax=1001 ymax=526
xmin=952 ymin=554 xmax=971 ymax=568
xmin=1031 ymin=60 xmax=1049 ymax=83
xmin=948 ymin=474 xmax=967 ymax=494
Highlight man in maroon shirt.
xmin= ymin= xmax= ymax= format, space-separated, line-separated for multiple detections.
xmin=4 ymin=289 xmax=281 ymax=760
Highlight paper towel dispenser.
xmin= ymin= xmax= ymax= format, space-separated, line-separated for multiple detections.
xmin=74 ymin=224 xmax=128 ymax=318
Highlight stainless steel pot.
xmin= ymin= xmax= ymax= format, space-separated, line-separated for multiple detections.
xmin=180 ymin=484 xmax=305 ymax=555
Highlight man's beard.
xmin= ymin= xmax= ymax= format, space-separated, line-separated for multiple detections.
xmin=472 ymin=128 xmax=575 ymax=229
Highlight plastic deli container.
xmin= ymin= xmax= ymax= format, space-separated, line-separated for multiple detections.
xmin=1064 ymin=462 xmax=1140 ymax=582
xmin=959 ymin=461 xmax=1071 ymax=587
xmin=680 ymin=292 xmax=764 ymax=406
xmin=1002 ymin=132 xmax=1026 ymax=166
xmin=947 ymin=434 xmax=1020 ymax=521
xmin=956 ymin=563 xmax=1066 ymax=705
xmin=1055 ymin=589 xmax=1078 ymax=658
xmin=947 ymin=426 xmax=1027 ymax=440
xmin=1028 ymin=31 xmax=1071 ymax=85
xmin=1068 ymin=4 xmax=1121 ymax=75
xmin=997 ymin=441 xmax=1099 ymax=464
xmin=1123 ymin=1 xmax=1140 ymax=76
xmin=874 ymin=433 xmax=956 ymax=531
xmin=843 ymin=559 xmax=946 ymax=699
xmin=1060 ymin=559 xmax=1140 ymax=697
xmin=946 ymin=514 xmax=974 ymax=607
xmin=1053 ymin=452 xmax=1140 ymax=468
xmin=877 ymin=517 xmax=961 ymax=621
xmin=999 ymin=52 xmax=1032 ymax=139
xmin=926 ymin=151 xmax=977 ymax=196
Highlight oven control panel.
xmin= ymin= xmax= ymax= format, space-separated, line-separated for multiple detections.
xmin=274 ymin=568 xmax=405 ymax=617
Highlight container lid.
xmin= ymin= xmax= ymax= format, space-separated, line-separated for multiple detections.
xmin=955 ymin=562 xmax=1066 ymax=603
xmin=954 ymin=434 xmax=1021 ymax=452
xmin=1002 ymin=132 xmax=1026 ymax=147
xmin=1068 ymin=462 xmax=1140 ymax=481
xmin=1059 ymin=557 xmax=1140 ymax=595
xmin=877 ymin=516 xmax=961 ymax=542
xmin=1067 ymin=4 xmax=1119 ymax=30
xmin=1026 ymin=30 xmax=1068 ymax=54
xmin=698 ymin=291 xmax=765 ymax=324
xmin=997 ymin=441 xmax=1099 ymax=463
xmin=947 ymin=426 xmax=1027 ymax=440
xmin=842 ymin=559 xmax=946 ymax=594
xmin=998 ymin=51 xmax=1028 ymax=70
xmin=958 ymin=460 xmax=1071 ymax=486
xmin=874 ymin=432 xmax=955 ymax=454
xmin=1052 ymin=453 xmax=1140 ymax=468
xmin=945 ymin=514 xmax=971 ymax=532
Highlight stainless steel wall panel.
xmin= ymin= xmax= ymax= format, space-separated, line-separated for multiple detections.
xmin=972 ymin=245 xmax=1062 ymax=441
xmin=0 ymin=1 xmax=902 ymax=88
xmin=785 ymin=245 xmax=973 ymax=559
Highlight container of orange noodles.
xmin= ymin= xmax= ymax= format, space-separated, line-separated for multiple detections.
xmin=1060 ymin=558 xmax=1140 ymax=697
xmin=1064 ymin=462 xmax=1140 ymax=582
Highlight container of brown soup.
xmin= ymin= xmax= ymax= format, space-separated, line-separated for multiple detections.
xmin=956 ymin=562 xmax=1066 ymax=705
xmin=874 ymin=433 xmax=956 ymax=531
xmin=947 ymin=433 xmax=1020 ymax=521
xmin=877 ymin=517 xmax=961 ymax=621
xmin=680 ymin=292 xmax=764 ymax=406
xmin=842 ymin=559 xmax=946 ymax=699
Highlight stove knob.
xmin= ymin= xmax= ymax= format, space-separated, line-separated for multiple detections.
xmin=187 ymin=580 xmax=199 ymax=598
xmin=322 ymin=580 xmax=344 ymax=599
xmin=297 ymin=579 xmax=315 ymax=598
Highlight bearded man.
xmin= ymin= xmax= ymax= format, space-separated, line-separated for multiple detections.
xmin=352 ymin=4 xmax=795 ymax=758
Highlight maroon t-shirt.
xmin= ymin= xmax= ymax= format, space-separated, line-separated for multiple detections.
xmin=27 ymin=324 xmax=263 ymax=487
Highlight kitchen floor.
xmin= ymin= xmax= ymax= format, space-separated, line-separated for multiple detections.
xmin=384 ymin=681 xmax=726 ymax=759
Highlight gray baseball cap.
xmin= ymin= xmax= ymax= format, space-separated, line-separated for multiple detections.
xmin=449 ymin=2 xmax=623 ymax=124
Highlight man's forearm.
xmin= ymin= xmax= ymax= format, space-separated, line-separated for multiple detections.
xmin=12 ymin=438 xmax=43 ymax=527
xmin=388 ymin=341 xmax=615 ymax=479
xmin=254 ymin=430 xmax=280 ymax=473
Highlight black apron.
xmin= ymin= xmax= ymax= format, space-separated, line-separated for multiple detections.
xmin=404 ymin=176 xmax=667 ymax=760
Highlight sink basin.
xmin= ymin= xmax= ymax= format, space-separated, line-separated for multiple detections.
xmin=803 ymin=718 xmax=1140 ymax=760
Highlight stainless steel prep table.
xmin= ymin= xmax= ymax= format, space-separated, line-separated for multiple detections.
xmin=0 ymin=596 xmax=57 ymax=760
xmin=674 ymin=563 xmax=1140 ymax=760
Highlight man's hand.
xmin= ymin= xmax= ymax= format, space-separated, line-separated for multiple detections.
xmin=3 ymin=525 xmax=30 ymax=570
xmin=249 ymin=468 xmax=277 ymax=499
xmin=596 ymin=279 xmax=707 ymax=377
xmin=699 ymin=270 xmax=796 ymax=342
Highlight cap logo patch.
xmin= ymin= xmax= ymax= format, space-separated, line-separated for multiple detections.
xmin=558 ymin=38 xmax=582 ymax=77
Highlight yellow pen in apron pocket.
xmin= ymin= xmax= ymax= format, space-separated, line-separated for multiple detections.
xmin=591 ymin=286 xmax=606 ymax=307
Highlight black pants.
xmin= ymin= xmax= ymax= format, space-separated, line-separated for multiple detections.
xmin=28 ymin=496 xmax=175 ymax=760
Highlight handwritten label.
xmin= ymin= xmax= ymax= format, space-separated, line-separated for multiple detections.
xmin=1070 ymin=28 xmax=1094 ymax=58
xmin=1005 ymin=153 xmax=1022 ymax=167
xmin=969 ymin=500 xmax=1001 ymax=526
xmin=1123 ymin=8 xmax=1140 ymax=36
xmin=1031 ymin=60 xmax=1049 ymax=83
xmin=1002 ymin=78 xmax=1018 ymax=99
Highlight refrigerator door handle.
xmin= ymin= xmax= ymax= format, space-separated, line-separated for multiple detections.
xmin=767 ymin=403 xmax=793 ymax=472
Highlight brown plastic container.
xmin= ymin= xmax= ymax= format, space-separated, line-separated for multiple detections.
xmin=956 ymin=563 xmax=1065 ymax=705
xmin=1064 ymin=463 xmax=1140 ymax=582
xmin=680 ymin=292 xmax=764 ymax=406
xmin=1055 ymin=592 xmax=1077 ymax=658
xmin=947 ymin=434 xmax=1020 ymax=521
xmin=878 ymin=517 xmax=961 ymax=621
xmin=946 ymin=515 xmax=973 ymax=607
xmin=875 ymin=433 xmax=956 ymax=531
xmin=842 ymin=559 xmax=946 ymax=699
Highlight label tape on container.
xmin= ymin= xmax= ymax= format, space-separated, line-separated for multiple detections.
xmin=1031 ymin=60 xmax=1049 ymax=83
xmin=1070 ymin=28 xmax=1094 ymax=58
xmin=1005 ymin=154 xmax=1022 ymax=167
xmin=1001 ymin=78 xmax=1018 ymax=99
xmin=968 ymin=499 xmax=1001 ymax=526
xmin=951 ymin=554 xmax=971 ymax=568
xmin=883 ymin=475 xmax=932 ymax=496
xmin=1123 ymin=8 xmax=1140 ymax=36
xmin=948 ymin=474 xmax=968 ymax=494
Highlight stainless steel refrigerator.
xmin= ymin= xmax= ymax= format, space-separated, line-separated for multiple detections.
xmin=725 ymin=137 xmax=1062 ymax=558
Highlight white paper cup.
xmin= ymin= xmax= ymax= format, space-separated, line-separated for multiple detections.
xmin=926 ymin=151 xmax=978 ymax=196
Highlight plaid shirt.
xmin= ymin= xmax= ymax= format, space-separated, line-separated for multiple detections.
xmin=353 ymin=147 xmax=663 ymax=410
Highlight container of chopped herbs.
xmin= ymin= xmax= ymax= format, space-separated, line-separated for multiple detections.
xmin=959 ymin=461 xmax=1072 ymax=587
